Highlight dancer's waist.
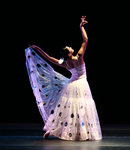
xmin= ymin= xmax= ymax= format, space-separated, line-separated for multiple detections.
xmin=70 ymin=74 xmax=86 ymax=81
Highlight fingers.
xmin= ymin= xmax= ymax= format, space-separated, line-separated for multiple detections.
xmin=81 ymin=16 xmax=86 ymax=20
xmin=29 ymin=45 xmax=35 ymax=49
xmin=81 ymin=16 xmax=88 ymax=23
xmin=80 ymin=16 xmax=88 ymax=27
xmin=82 ymin=16 xmax=86 ymax=18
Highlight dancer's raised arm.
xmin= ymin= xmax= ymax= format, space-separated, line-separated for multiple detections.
xmin=76 ymin=16 xmax=88 ymax=58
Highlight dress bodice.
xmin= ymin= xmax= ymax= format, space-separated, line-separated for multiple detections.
xmin=68 ymin=63 xmax=87 ymax=81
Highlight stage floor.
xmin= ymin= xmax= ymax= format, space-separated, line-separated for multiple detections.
xmin=0 ymin=124 xmax=130 ymax=150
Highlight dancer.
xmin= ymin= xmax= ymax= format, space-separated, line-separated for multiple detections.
xmin=25 ymin=16 xmax=102 ymax=141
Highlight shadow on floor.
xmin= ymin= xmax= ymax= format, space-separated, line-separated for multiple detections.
xmin=0 ymin=124 xmax=130 ymax=150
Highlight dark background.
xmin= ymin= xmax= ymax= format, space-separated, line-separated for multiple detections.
xmin=1 ymin=1 xmax=129 ymax=124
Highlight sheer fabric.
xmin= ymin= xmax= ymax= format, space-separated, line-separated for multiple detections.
xmin=25 ymin=47 xmax=102 ymax=141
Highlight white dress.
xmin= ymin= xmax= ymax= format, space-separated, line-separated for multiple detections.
xmin=25 ymin=47 xmax=102 ymax=141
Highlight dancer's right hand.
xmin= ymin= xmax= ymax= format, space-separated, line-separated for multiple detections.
xmin=29 ymin=45 xmax=39 ymax=50
xmin=80 ymin=16 xmax=88 ymax=27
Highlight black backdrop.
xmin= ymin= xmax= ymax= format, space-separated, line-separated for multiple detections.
xmin=1 ymin=1 xmax=129 ymax=124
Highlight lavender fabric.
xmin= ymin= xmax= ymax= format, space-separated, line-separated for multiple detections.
xmin=25 ymin=47 xmax=102 ymax=141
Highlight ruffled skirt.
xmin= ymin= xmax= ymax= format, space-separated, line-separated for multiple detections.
xmin=44 ymin=77 xmax=102 ymax=141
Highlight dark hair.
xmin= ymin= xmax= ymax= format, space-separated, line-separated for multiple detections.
xmin=59 ymin=46 xmax=69 ymax=61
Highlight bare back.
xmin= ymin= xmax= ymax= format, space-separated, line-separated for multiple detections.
xmin=64 ymin=55 xmax=84 ymax=70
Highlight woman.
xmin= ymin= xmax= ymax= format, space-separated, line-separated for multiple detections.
xmin=25 ymin=16 xmax=102 ymax=141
